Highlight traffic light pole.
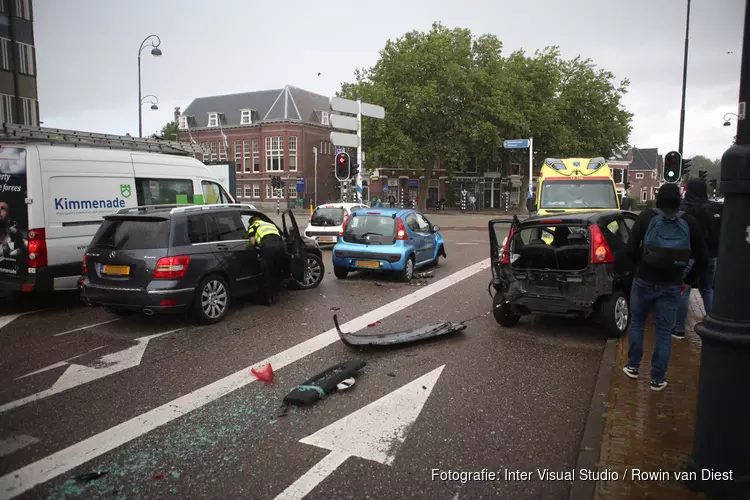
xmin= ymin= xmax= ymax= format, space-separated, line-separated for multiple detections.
xmin=686 ymin=0 xmax=750 ymax=497
xmin=678 ymin=0 xmax=691 ymax=156
xmin=356 ymin=98 xmax=363 ymax=204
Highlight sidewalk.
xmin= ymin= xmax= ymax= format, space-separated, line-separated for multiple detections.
xmin=594 ymin=290 xmax=707 ymax=500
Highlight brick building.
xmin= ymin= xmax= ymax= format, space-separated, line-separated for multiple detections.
xmin=177 ymin=85 xmax=341 ymax=210
xmin=0 ymin=0 xmax=39 ymax=125
xmin=627 ymin=147 xmax=663 ymax=204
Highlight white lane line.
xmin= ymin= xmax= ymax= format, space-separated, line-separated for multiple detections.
xmin=53 ymin=319 xmax=121 ymax=337
xmin=455 ymin=242 xmax=478 ymax=245
xmin=0 ymin=258 xmax=490 ymax=499
xmin=0 ymin=314 xmax=24 ymax=330
xmin=0 ymin=435 xmax=40 ymax=458
xmin=1 ymin=330 xmax=180 ymax=413
xmin=274 ymin=450 xmax=350 ymax=500
xmin=14 ymin=346 xmax=108 ymax=381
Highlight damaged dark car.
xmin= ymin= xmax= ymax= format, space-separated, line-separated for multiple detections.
xmin=488 ymin=211 xmax=637 ymax=338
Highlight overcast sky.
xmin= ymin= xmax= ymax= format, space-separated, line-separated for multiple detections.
xmin=35 ymin=0 xmax=744 ymax=160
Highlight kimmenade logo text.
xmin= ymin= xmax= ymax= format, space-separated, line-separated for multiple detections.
xmin=54 ymin=184 xmax=132 ymax=215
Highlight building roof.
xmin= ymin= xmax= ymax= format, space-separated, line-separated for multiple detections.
xmin=181 ymin=85 xmax=331 ymax=129
xmin=629 ymin=147 xmax=662 ymax=171
xmin=608 ymin=149 xmax=630 ymax=162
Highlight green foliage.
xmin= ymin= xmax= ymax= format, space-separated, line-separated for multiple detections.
xmin=338 ymin=22 xmax=633 ymax=209
xmin=161 ymin=121 xmax=179 ymax=141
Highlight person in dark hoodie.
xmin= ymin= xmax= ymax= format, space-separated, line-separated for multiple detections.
xmin=672 ymin=178 xmax=722 ymax=339
xmin=622 ymin=183 xmax=708 ymax=391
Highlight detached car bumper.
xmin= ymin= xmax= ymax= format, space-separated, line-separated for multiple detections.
xmin=80 ymin=279 xmax=195 ymax=314
xmin=332 ymin=250 xmax=408 ymax=272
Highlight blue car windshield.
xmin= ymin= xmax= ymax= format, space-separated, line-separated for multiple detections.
xmin=343 ymin=214 xmax=395 ymax=245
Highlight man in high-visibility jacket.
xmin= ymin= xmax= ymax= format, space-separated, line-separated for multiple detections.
xmin=247 ymin=216 xmax=285 ymax=305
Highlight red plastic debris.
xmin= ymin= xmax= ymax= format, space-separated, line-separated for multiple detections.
xmin=168 ymin=337 xmax=177 ymax=340
xmin=406 ymin=315 xmax=412 ymax=318
xmin=251 ymin=364 xmax=274 ymax=384
xmin=367 ymin=321 xmax=381 ymax=327
xmin=153 ymin=474 xmax=164 ymax=480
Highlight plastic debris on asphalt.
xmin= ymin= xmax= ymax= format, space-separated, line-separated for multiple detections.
xmin=281 ymin=360 xmax=366 ymax=407
xmin=414 ymin=270 xmax=434 ymax=279
xmin=335 ymin=314 xmax=467 ymax=347
xmin=251 ymin=364 xmax=274 ymax=384
xmin=75 ymin=471 xmax=108 ymax=483
xmin=336 ymin=377 xmax=356 ymax=391
xmin=153 ymin=474 xmax=165 ymax=480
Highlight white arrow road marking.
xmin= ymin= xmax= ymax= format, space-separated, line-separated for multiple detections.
xmin=0 ymin=435 xmax=40 ymax=457
xmin=0 ymin=258 xmax=489 ymax=499
xmin=0 ymin=329 xmax=181 ymax=413
xmin=0 ymin=309 xmax=51 ymax=331
xmin=53 ymin=319 xmax=121 ymax=337
xmin=14 ymin=346 xmax=108 ymax=380
xmin=274 ymin=365 xmax=445 ymax=500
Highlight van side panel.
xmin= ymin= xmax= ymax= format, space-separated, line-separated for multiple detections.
xmin=40 ymin=147 xmax=137 ymax=289
xmin=0 ymin=145 xmax=33 ymax=286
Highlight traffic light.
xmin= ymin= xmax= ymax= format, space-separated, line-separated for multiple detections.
xmin=663 ymin=151 xmax=682 ymax=183
xmin=271 ymin=176 xmax=285 ymax=190
xmin=682 ymin=158 xmax=692 ymax=180
xmin=349 ymin=164 xmax=360 ymax=185
xmin=709 ymin=178 xmax=718 ymax=191
xmin=335 ymin=152 xmax=350 ymax=181
xmin=699 ymin=170 xmax=708 ymax=181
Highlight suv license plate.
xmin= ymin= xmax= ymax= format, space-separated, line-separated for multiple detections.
xmin=101 ymin=264 xmax=131 ymax=276
xmin=356 ymin=260 xmax=380 ymax=269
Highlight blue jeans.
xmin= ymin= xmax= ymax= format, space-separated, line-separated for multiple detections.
xmin=673 ymin=258 xmax=717 ymax=334
xmin=627 ymin=278 xmax=681 ymax=381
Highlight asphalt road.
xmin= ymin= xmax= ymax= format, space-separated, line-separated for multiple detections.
xmin=0 ymin=213 xmax=606 ymax=500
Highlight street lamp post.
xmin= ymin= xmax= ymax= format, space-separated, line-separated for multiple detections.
xmin=141 ymin=95 xmax=159 ymax=111
xmin=687 ymin=0 xmax=750 ymax=497
xmin=138 ymin=35 xmax=162 ymax=138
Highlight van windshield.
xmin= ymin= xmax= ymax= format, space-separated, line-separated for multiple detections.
xmin=343 ymin=214 xmax=395 ymax=245
xmin=311 ymin=207 xmax=345 ymax=226
xmin=92 ymin=219 xmax=171 ymax=250
xmin=540 ymin=180 xmax=618 ymax=210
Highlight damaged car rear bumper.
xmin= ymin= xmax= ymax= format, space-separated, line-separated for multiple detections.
xmin=334 ymin=314 xmax=466 ymax=346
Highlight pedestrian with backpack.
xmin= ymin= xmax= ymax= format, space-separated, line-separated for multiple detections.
xmin=622 ymin=183 xmax=709 ymax=391
xmin=672 ymin=178 xmax=722 ymax=339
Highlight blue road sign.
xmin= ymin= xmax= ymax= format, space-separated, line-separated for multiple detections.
xmin=503 ymin=139 xmax=530 ymax=149
xmin=335 ymin=146 xmax=345 ymax=154
xmin=382 ymin=185 xmax=388 ymax=192
xmin=296 ymin=177 xmax=305 ymax=193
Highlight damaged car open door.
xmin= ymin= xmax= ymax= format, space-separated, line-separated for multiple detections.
xmin=281 ymin=209 xmax=308 ymax=283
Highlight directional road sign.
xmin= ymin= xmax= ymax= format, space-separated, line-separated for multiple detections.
xmin=330 ymin=96 xmax=385 ymax=119
xmin=503 ymin=139 xmax=530 ymax=149
xmin=329 ymin=114 xmax=358 ymax=132
xmin=330 ymin=131 xmax=359 ymax=148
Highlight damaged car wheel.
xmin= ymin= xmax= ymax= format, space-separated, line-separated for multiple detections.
xmin=492 ymin=292 xmax=520 ymax=327
xmin=292 ymin=254 xmax=325 ymax=289
xmin=599 ymin=290 xmax=629 ymax=338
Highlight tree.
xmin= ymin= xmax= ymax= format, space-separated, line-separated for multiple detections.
xmin=160 ymin=121 xmax=179 ymax=141
xmin=687 ymin=155 xmax=722 ymax=192
xmin=338 ymin=22 xmax=633 ymax=210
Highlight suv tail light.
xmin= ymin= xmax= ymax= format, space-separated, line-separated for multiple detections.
xmin=339 ymin=215 xmax=350 ymax=237
xmin=82 ymin=254 xmax=88 ymax=274
xmin=396 ymin=218 xmax=408 ymax=240
xmin=153 ymin=256 xmax=191 ymax=279
xmin=501 ymin=227 xmax=515 ymax=264
xmin=590 ymin=224 xmax=614 ymax=264
xmin=27 ymin=228 xmax=48 ymax=268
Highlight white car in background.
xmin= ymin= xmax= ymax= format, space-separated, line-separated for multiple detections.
xmin=304 ymin=203 xmax=369 ymax=246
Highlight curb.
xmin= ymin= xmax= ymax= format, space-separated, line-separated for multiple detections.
xmin=567 ymin=337 xmax=619 ymax=500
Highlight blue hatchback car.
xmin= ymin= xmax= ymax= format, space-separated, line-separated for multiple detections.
xmin=331 ymin=208 xmax=446 ymax=282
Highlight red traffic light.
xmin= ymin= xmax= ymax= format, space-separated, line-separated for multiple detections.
xmin=338 ymin=156 xmax=346 ymax=164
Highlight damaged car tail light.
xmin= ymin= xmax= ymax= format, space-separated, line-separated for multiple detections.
xmin=153 ymin=255 xmax=191 ymax=279
xmin=396 ymin=218 xmax=407 ymax=240
xmin=589 ymin=225 xmax=614 ymax=264
xmin=339 ymin=215 xmax=350 ymax=237
xmin=501 ymin=227 xmax=515 ymax=264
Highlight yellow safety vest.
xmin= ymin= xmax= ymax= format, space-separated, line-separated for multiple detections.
xmin=248 ymin=220 xmax=281 ymax=245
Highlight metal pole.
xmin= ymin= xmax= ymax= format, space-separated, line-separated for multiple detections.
xmin=686 ymin=1 xmax=750 ymax=497
xmin=528 ymin=137 xmax=534 ymax=198
xmin=678 ymin=0 xmax=692 ymax=156
xmin=313 ymin=146 xmax=318 ymax=207
xmin=138 ymin=54 xmax=143 ymax=138
xmin=356 ymin=98 xmax=363 ymax=204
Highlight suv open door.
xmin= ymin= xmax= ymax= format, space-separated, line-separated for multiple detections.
xmin=282 ymin=209 xmax=307 ymax=283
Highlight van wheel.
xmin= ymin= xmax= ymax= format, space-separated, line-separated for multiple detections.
xmin=193 ymin=274 xmax=231 ymax=324
xmin=398 ymin=256 xmax=415 ymax=282
xmin=334 ymin=266 xmax=349 ymax=279
xmin=493 ymin=292 xmax=520 ymax=327
xmin=599 ymin=290 xmax=629 ymax=338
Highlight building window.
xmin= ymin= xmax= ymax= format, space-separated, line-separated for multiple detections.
xmin=651 ymin=171 xmax=657 ymax=180
xmin=178 ymin=116 xmax=188 ymax=130
xmin=241 ymin=109 xmax=252 ymax=125
xmin=16 ymin=42 xmax=34 ymax=75
xmin=14 ymin=0 xmax=30 ymax=20
xmin=234 ymin=141 xmax=242 ymax=172
xmin=208 ymin=112 xmax=218 ymax=127
xmin=510 ymin=163 xmax=521 ymax=176
xmin=0 ymin=38 xmax=10 ymax=71
xmin=209 ymin=142 xmax=217 ymax=162
xmin=253 ymin=184 xmax=260 ymax=198
xmin=236 ymin=187 xmax=243 ymax=198
xmin=20 ymin=97 xmax=35 ymax=125
xmin=321 ymin=111 xmax=330 ymax=126
xmin=635 ymin=172 xmax=644 ymax=180
xmin=289 ymin=136 xmax=297 ymax=172
xmin=641 ymin=188 xmax=648 ymax=203
xmin=218 ymin=141 xmax=227 ymax=161
xmin=266 ymin=183 xmax=281 ymax=199
xmin=243 ymin=140 xmax=251 ymax=172
xmin=1 ymin=93 xmax=13 ymax=123
xmin=265 ymin=136 xmax=284 ymax=172
xmin=252 ymin=139 xmax=260 ymax=173
xmin=244 ymin=186 xmax=252 ymax=198
xmin=288 ymin=185 xmax=297 ymax=198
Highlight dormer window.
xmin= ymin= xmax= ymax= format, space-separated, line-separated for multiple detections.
xmin=208 ymin=112 xmax=218 ymax=127
xmin=321 ymin=111 xmax=330 ymax=126
xmin=241 ymin=109 xmax=252 ymax=125
xmin=178 ymin=116 xmax=188 ymax=130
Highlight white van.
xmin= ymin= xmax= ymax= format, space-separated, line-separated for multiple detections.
xmin=0 ymin=133 xmax=234 ymax=293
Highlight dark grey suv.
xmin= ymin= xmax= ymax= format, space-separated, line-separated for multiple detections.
xmin=79 ymin=205 xmax=324 ymax=323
